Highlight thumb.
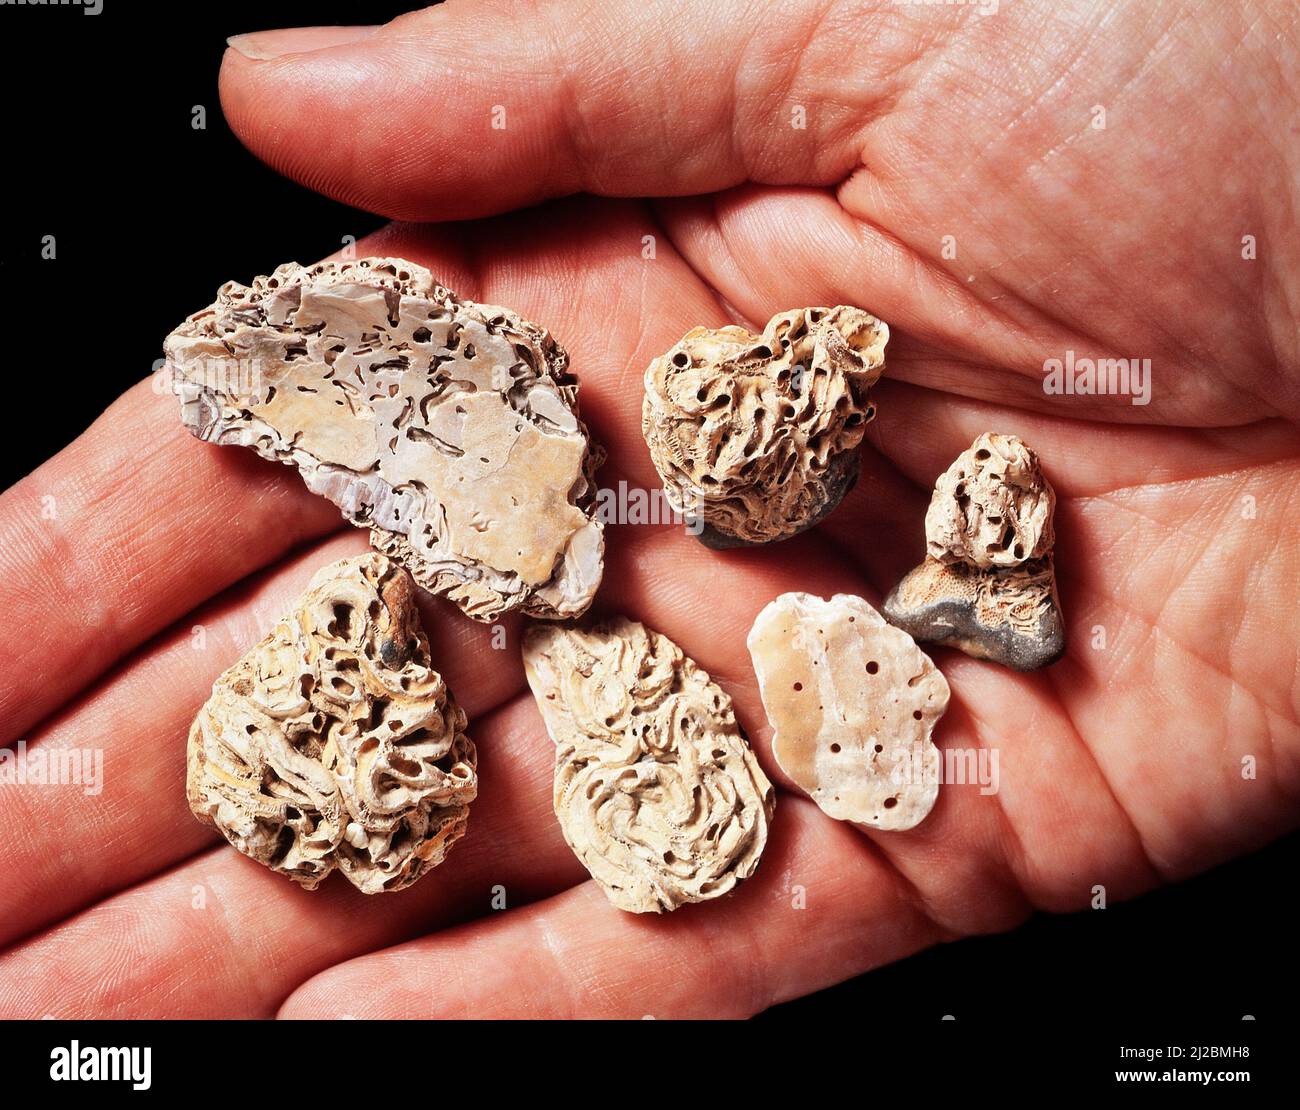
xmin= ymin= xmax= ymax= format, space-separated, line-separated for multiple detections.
xmin=219 ymin=1 xmax=893 ymax=221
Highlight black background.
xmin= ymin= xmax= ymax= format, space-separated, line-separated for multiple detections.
xmin=0 ymin=0 xmax=1292 ymax=1030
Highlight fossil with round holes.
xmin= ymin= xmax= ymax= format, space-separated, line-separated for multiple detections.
xmin=883 ymin=433 xmax=1065 ymax=670
xmin=641 ymin=306 xmax=888 ymax=547
xmin=523 ymin=617 xmax=775 ymax=913
xmin=165 ymin=258 xmax=604 ymax=622
xmin=186 ymin=553 xmax=477 ymax=893
xmin=748 ymin=592 xmax=948 ymax=830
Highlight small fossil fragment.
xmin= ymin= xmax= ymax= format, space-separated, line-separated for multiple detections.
xmin=883 ymin=433 xmax=1065 ymax=670
xmin=748 ymin=593 xmax=948 ymax=830
xmin=186 ymin=553 xmax=477 ymax=894
xmin=523 ymin=618 xmax=775 ymax=914
xmin=165 ymin=258 xmax=604 ymax=622
xmin=641 ymin=306 xmax=888 ymax=548
xmin=925 ymin=432 xmax=1054 ymax=568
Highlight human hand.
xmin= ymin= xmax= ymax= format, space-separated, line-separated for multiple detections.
xmin=1 ymin=0 xmax=1296 ymax=1018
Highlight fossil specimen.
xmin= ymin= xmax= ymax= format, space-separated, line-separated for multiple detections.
xmin=748 ymin=592 xmax=948 ymax=830
xmin=186 ymin=553 xmax=477 ymax=894
xmin=883 ymin=433 xmax=1065 ymax=670
xmin=523 ymin=618 xmax=775 ymax=913
xmin=641 ymin=306 xmax=888 ymax=548
xmin=925 ymin=432 xmax=1054 ymax=567
xmin=165 ymin=258 xmax=604 ymax=622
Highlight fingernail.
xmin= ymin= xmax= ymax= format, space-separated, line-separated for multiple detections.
xmin=226 ymin=25 xmax=379 ymax=61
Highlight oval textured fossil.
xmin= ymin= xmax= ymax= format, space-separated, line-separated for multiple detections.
xmin=641 ymin=306 xmax=888 ymax=548
xmin=883 ymin=432 xmax=1065 ymax=670
xmin=748 ymin=592 xmax=949 ymax=831
xmin=186 ymin=552 xmax=477 ymax=894
xmin=522 ymin=617 xmax=775 ymax=914
xmin=164 ymin=258 xmax=604 ymax=622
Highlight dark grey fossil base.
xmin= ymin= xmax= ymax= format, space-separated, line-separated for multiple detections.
xmin=882 ymin=561 xmax=1066 ymax=672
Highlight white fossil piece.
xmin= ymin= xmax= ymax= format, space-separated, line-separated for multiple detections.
xmin=641 ymin=306 xmax=888 ymax=548
xmin=747 ymin=592 xmax=948 ymax=831
xmin=523 ymin=618 xmax=775 ymax=913
xmin=186 ymin=553 xmax=477 ymax=894
xmin=884 ymin=432 xmax=1064 ymax=670
xmin=165 ymin=258 xmax=604 ymax=622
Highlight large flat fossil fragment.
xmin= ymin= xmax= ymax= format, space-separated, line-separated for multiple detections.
xmin=165 ymin=258 xmax=604 ymax=622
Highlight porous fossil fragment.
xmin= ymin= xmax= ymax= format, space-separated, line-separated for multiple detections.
xmin=747 ymin=593 xmax=948 ymax=830
xmin=925 ymin=432 xmax=1054 ymax=567
xmin=883 ymin=433 xmax=1065 ymax=670
xmin=186 ymin=553 xmax=477 ymax=894
xmin=165 ymin=258 xmax=604 ymax=622
xmin=522 ymin=618 xmax=775 ymax=914
xmin=641 ymin=306 xmax=888 ymax=548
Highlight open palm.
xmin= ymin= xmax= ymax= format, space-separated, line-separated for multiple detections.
xmin=1 ymin=0 xmax=1296 ymax=1018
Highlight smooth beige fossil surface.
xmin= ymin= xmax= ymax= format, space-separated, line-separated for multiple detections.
xmin=186 ymin=553 xmax=477 ymax=894
xmin=523 ymin=618 xmax=775 ymax=914
xmin=165 ymin=258 xmax=604 ymax=622
xmin=748 ymin=592 xmax=949 ymax=830
xmin=884 ymin=433 xmax=1065 ymax=670
xmin=642 ymin=306 xmax=888 ymax=548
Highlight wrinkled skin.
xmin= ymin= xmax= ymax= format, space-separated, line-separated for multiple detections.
xmin=0 ymin=0 xmax=1296 ymax=1018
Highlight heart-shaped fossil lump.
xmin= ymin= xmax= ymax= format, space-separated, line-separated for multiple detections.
xmin=186 ymin=553 xmax=477 ymax=893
